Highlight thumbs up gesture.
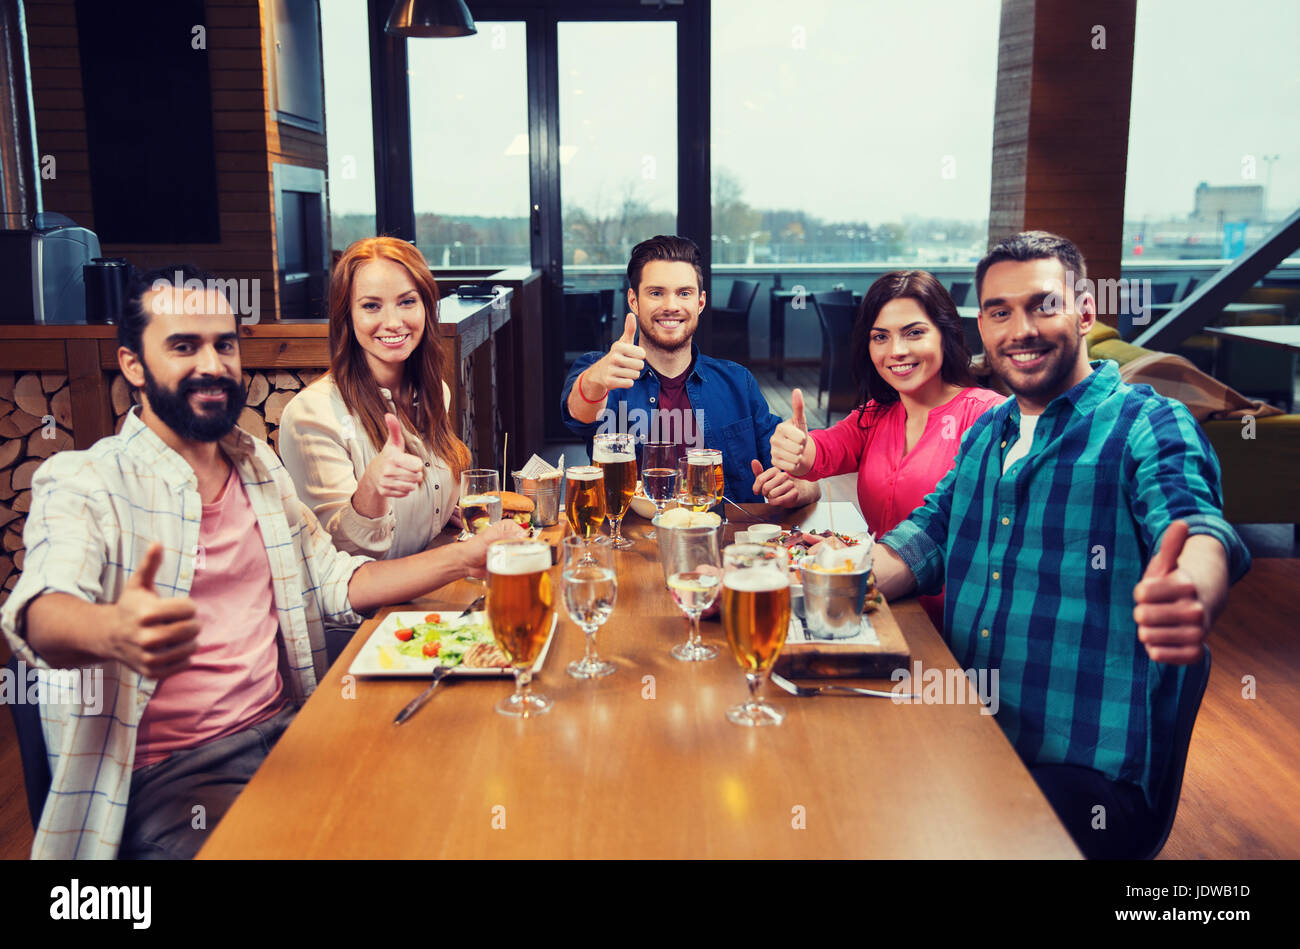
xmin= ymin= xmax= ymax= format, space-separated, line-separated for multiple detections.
xmin=586 ymin=313 xmax=647 ymax=395
xmin=770 ymin=388 xmax=816 ymax=476
xmin=1132 ymin=521 xmax=1208 ymax=664
xmin=751 ymin=458 xmax=801 ymax=507
xmin=109 ymin=542 xmax=201 ymax=679
xmin=358 ymin=413 xmax=425 ymax=514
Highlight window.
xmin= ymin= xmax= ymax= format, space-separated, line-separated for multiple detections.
xmin=320 ymin=0 xmax=378 ymax=251
xmin=1124 ymin=0 xmax=1300 ymax=261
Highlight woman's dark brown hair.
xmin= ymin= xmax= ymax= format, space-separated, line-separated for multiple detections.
xmin=327 ymin=237 xmax=471 ymax=477
xmin=850 ymin=270 xmax=976 ymax=427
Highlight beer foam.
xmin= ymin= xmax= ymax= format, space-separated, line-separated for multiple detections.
xmin=487 ymin=543 xmax=551 ymax=574
xmin=566 ymin=466 xmax=602 ymax=481
xmin=687 ymin=454 xmax=717 ymax=466
xmin=723 ymin=569 xmax=790 ymax=592
xmin=592 ymin=446 xmax=635 ymax=463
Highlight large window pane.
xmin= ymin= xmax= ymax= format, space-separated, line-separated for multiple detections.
xmin=321 ymin=0 xmax=377 ymax=251
xmin=1124 ymin=0 xmax=1300 ymax=262
xmin=408 ymin=22 xmax=531 ymax=267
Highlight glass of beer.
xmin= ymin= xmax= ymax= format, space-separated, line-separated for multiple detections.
xmin=458 ymin=468 xmax=502 ymax=541
xmin=593 ymin=433 xmax=637 ymax=550
xmin=683 ymin=448 xmax=722 ymax=512
xmin=486 ymin=538 xmax=556 ymax=717
xmin=561 ymin=536 xmax=617 ymax=679
xmin=565 ymin=465 xmax=606 ymax=544
xmin=640 ymin=441 xmax=678 ymax=540
xmin=721 ymin=543 xmax=791 ymax=726
xmin=660 ymin=523 xmax=722 ymax=662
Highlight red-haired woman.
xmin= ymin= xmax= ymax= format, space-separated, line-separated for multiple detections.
xmin=280 ymin=237 xmax=518 ymax=575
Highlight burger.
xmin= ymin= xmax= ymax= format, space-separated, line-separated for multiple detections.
xmin=496 ymin=490 xmax=535 ymax=528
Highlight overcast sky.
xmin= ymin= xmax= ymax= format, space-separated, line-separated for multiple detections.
xmin=322 ymin=0 xmax=1300 ymax=223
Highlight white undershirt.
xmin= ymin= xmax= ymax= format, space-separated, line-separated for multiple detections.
xmin=1002 ymin=413 xmax=1039 ymax=473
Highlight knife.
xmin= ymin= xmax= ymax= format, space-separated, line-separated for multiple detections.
xmin=393 ymin=665 xmax=455 ymax=725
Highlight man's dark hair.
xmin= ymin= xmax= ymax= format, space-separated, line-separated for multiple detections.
xmin=974 ymin=231 xmax=1087 ymax=305
xmin=119 ymin=263 xmax=223 ymax=354
xmin=626 ymin=235 xmax=704 ymax=294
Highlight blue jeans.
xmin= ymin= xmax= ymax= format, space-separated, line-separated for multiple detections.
xmin=120 ymin=705 xmax=296 ymax=859
xmin=1030 ymin=763 xmax=1157 ymax=859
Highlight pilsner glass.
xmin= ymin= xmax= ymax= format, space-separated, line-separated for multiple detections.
xmin=486 ymin=538 xmax=555 ymax=717
xmin=660 ymin=523 xmax=722 ymax=661
xmin=565 ymin=465 xmax=606 ymax=542
xmin=561 ymin=536 xmax=617 ymax=679
xmin=593 ymin=433 xmax=637 ymax=550
xmin=459 ymin=468 xmax=502 ymax=541
xmin=721 ymin=543 xmax=791 ymax=726
xmin=640 ymin=441 xmax=677 ymax=540
xmin=680 ymin=449 xmax=720 ymax=512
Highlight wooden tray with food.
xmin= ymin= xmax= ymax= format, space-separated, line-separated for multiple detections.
xmin=775 ymin=596 xmax=911 ymax=679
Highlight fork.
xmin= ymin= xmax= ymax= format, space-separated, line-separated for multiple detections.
xmin=770 ymin=671 xmax=917 ymax=700
xmin=721 ymin=498 xmax=768 ymax=522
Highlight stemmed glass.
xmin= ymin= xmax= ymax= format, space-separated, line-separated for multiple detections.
xmin=640 ymin=441 xmax=677 ymax=540
xmin=721 ymin=543 xmax=791 ymax=726
xmin=660 ymin=523 xmax=721 ymax=662
xmin=593 ymin=433 xmax=636 ymax=550
xmin=561 ymin=536 xmax=617 ymax=679
xmin=485 ymin=538 xmax=555 ymax=718
xmin=458 ymin=468 xmax=502 ymax=541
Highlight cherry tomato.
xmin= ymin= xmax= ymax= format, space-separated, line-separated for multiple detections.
xmin=422 ymin=641 xmax=440 ymax=658
xmin=395 ymin=628 xmax=414 ymax=642
xmin=424 ymin=613 xmax=441 ymax=624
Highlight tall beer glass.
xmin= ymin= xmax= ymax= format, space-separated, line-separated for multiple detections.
xmin=486 ymin=538 xmax=555 ymax=717
xmin=565 ymin=465 xmax=606 ymax=542
xmin=593 ymin=433 xmax=637 ymax=550
xmin=682 ymin=448 xmax=721 ymax=512
xmin=721 ymin=543 xmax=791 ymax=726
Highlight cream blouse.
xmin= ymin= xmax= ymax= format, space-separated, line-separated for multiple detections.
xmin=278 ymin=374 xmax=458 ymax=560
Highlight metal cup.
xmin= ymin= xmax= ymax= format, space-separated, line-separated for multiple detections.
xmin=800 ymin=563 xmax=872 ymax=639
xmin=512 ymin=471 xmax=563 ymax=526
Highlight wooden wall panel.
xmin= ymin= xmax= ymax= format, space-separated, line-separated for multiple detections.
xmin=987 ymin=0 xmax=1136 ymax=319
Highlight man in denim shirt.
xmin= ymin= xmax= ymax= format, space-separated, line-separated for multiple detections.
xmin=561 ymin=235 xmax=818 ymax=505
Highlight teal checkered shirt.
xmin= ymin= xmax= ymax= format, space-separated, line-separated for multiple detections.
xmin=883 ymin=361 xmax=1250 ymax=805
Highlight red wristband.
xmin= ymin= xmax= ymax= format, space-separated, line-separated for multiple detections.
xmin=576 ymin=369 xmax=606 ymax=405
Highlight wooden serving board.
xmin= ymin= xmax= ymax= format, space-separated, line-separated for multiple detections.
xmin=535 ymin=518 xmax=569 ymax=561
xmin=775 ymin=597 xmax=911 ymax=678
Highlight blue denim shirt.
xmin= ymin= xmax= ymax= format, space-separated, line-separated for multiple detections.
xmin=560 ymin=344 xmax=783 ymax=503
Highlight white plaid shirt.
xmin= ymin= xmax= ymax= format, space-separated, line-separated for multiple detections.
xmin=1 ymin=408 xmax=371 ymax=859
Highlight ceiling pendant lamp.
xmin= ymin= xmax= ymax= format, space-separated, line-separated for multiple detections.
xmin=385 ymin=0 xmax=477 ymax=38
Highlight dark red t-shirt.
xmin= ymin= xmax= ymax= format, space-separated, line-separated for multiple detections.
xmin=653 ymin=360 xmax=695 ymax=450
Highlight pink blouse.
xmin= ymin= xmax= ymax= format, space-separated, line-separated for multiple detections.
xmin=806 ymin=387 xmax=1006 ymax=627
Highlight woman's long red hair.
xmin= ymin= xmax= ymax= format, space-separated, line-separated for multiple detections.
xmin=327 ymin=237 xmax=470 ymax=478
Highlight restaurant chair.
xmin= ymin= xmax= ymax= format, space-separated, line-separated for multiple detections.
xmin=4 ymin=654 xmax=50 ymax=829
xmin=812 ymin=293 xmax=858 ymax=424
xmin=711 ymin=279 xmax=760 ymax=360
xmin=1140 ymin=645 xmax=1211 ymax=860
xmin=812 ymin=290 xmax=854 ymax=407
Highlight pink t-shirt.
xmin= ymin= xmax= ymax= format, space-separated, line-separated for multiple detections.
xmin=134 ymin=464 xmax=286 ymax=769
xmin=806 ymin=387 xmax=1006 ymax=627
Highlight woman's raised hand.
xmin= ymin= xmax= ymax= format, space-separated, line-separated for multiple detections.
xmin=769 ymin=388 xmax=816 ymax=476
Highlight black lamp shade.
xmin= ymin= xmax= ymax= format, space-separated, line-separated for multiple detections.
xmin=386 ymin=0 xmax=477 ymax=38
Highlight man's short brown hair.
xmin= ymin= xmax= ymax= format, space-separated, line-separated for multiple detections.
xmin=626 ymin=235 xmax=704 ymax=293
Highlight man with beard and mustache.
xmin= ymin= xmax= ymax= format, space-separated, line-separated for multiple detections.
xmin=1 ymin=265 xmax=521 ymax=859
xmin=866 ymin=232 xmax=1250 ymax=859
xmin=562 ymin=235 xmax=819 ymax=506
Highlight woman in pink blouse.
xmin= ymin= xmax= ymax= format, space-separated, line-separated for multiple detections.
xmin=769 ymin=270 xmax=1005 ymax=628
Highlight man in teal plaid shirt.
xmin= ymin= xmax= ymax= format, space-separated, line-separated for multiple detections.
xmin=875 ymin=231 xmax=1250 ymax=859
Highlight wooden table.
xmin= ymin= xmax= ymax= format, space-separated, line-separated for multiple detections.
xmin=199 ymin=501 xmax=1080 ymax=859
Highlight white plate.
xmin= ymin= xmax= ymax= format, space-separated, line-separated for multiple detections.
xmin=347 ymin=610 xmax=558 ymax=678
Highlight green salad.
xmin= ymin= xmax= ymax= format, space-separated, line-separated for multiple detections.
xmin=382 ymin=614 xmax=493 ymax=668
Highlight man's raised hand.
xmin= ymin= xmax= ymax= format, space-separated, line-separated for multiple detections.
xmin=585 ymin=313 xmax=646 ymax=395
xmin=751 ymin=459 xmax=801 ymax=507
xmin=1133 ymin=520 xmax=1208 ymax=665
xmin=770 ymin=387 xmax=815 ymax=476
xmin=109 ymin=542 xmax=201 ymax=680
